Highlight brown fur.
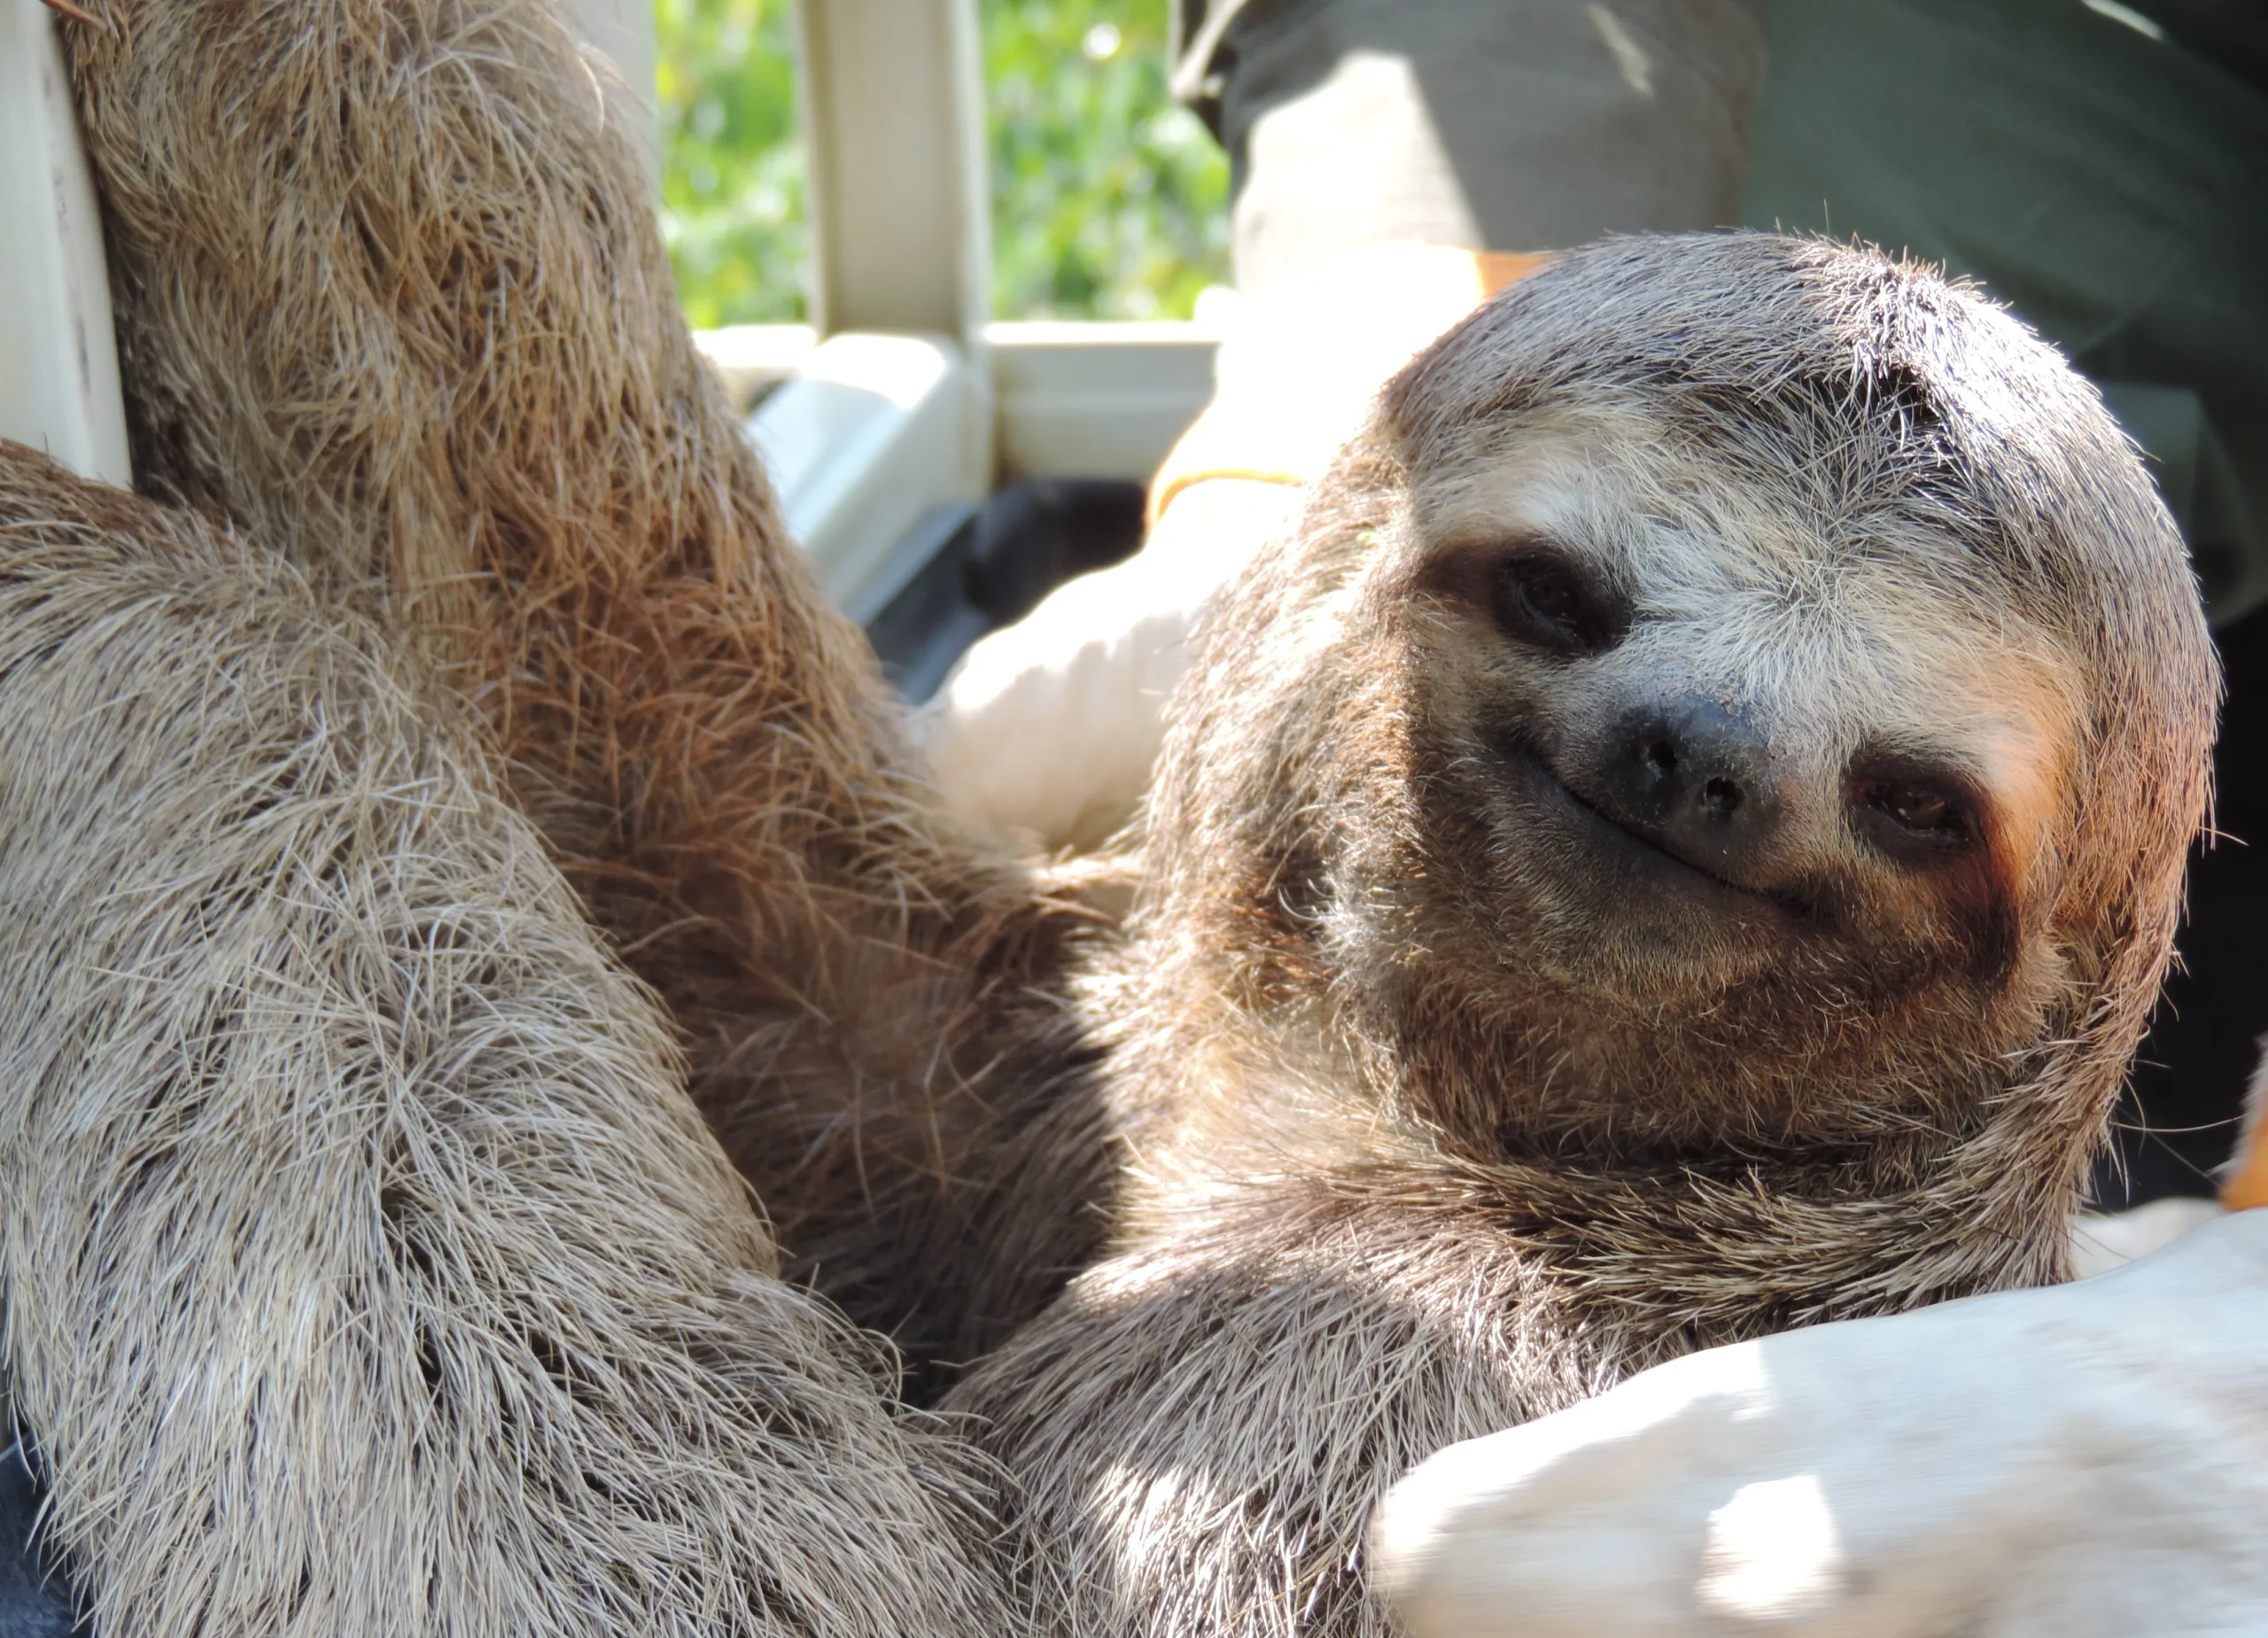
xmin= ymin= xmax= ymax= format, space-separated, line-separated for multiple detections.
xmin=0 ymin=446 xmax=1017 ymax=1637
xmin=944 ymin=237 xmax=2218 ymax=1638
xmin=24 ymin=7 xmax=2217 ymax=1637
xmin=57 ymin=0 xmax=1107 ymax=1369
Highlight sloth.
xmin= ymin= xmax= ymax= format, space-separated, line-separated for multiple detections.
xmin=14 ymin=4 xmax=2215 ymax=1638
xmin=942 ymin=237 xmax=2218 ymax=1638
xmin=11 ymin=4 xmax=1090 ymax=1633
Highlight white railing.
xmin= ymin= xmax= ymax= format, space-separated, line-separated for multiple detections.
xmin=594 ymin=0 xmax=1216 ymax=607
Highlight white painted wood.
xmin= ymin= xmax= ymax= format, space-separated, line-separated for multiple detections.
xmin=701 ymin=319 xmax=1219 ymax=482
xmin=0 ymin=0 xmax=130 ymax=488
xmin=746 ymin=331 xmax=988 ymax=608
xmin=792 ymin=0 xmax=991 ymax=346
xmin=989 ymin=320 xmax=1219 ymax=483
xmin=643 ymin=0 xmax=1224 ymax=608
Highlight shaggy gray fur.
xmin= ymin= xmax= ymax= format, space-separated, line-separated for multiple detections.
xmin=0 ymin=450 xmax=1016 ymax=1638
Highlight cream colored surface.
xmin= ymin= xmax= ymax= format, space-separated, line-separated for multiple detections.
xmin=2070 ymin=1197 xmax=2226 ymax=1280
xmin=0 ymin=0 xmax=128 ymax=487
xmin=1374 ymin=1207 xmax=2266 ymax=1638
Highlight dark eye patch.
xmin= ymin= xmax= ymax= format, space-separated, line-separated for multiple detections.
xmin=1865 ymin=780 xmax=1965 ymax=837
xmin=1846 ymin=749 xmax=2018 ymax=982
xmin=1847 ymin=754 xmax=1985 ymax=859
xmin=1487 ymin=543 xmax=1629 ymax=656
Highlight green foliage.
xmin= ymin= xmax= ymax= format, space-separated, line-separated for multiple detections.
xmin=656 ymin=0 xmax=806 ymax=328
xmin=654 ymin=0 xmax=1232 ymax=326
xmin=984 ymin=2 xmax=1231 ymax=320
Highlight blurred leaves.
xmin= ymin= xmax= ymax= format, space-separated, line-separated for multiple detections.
xmin=656 ymin=0 xmax=806 ymax=327
xmin=655 ymin=0 xmax=1231 ymax=324
xmin=984 ymin=0 xmax=1230 ymax=319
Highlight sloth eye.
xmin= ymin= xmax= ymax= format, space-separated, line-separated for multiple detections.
xmin=1873 ymin=783 xmax=1953 ymax=831
xmin=1491 ymin=550 xmax=1624 ymax=655
xmin=1856 ymin=776 xmax=1975 ymax=848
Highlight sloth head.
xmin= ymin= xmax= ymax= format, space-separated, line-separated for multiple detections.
xmin=1137 ymin=236 xmax=2216 ymax=1189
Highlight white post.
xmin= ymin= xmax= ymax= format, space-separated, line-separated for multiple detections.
xmin=776 ymin=0 xmax=998 ymax=548
xmin=0 ymin=0 xmax=131 ymax=489
xmin=792 ymin=0 xmax=993 ymax=349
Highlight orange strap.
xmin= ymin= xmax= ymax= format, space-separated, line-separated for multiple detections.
xmin=1474 ymin=250 xmax=1554 ymax=296
xmin=2225 ymin=1119 xmax=2268 ymax=1211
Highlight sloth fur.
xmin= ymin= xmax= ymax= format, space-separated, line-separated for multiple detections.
xmin=12 ymin=4 xmax=2218 ymax=1638
xmin=0 ymin=449 xmax=1014 ymax=1638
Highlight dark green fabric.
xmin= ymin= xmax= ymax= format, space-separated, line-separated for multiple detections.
xmin=1739 ymin=0 xmax=2268 ymax=619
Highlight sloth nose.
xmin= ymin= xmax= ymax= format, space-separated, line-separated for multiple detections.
xmin=1596 ymin=697 xmax=1783 ymax=880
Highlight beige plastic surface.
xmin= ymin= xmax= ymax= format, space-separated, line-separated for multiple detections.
xmin=795 ymin=0 xmax=992 ymax=347
xmin=0 ymin=0 xmax=130 ymax=488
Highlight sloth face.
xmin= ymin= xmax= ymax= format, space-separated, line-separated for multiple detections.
xmin=1384 ymin=398 xmax=2079 ymax=1012
xmin=1145 ymin=237 xmax=2212 ymax=1152
xmin=1225 ymin=385 xmax=2110 ymax=1145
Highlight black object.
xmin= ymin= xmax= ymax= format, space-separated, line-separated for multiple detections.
xmin=2093 ymin=601 xmax=2268 ymax=1207
xmin=856 ymin=477 xmax=1147 ymax=703
xmin=0 ymin=1432 xmax=72 ymax=1638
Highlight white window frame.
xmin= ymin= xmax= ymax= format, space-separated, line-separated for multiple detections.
xmin=624 ymin=0 xmax=1217 ymax=607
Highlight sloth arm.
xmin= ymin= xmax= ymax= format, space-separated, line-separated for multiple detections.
xmin=945 ymin=1178 xmax=1617 ymax=1638
xmin=0 ymin=448 xmax=1014 ymax=1638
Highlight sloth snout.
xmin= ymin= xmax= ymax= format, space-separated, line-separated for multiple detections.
xmin=1594 ymin=695 xmax=1787 ymax=881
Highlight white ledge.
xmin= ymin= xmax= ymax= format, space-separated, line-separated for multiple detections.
xmin=747 ymin=331 xmax=989 ymax=609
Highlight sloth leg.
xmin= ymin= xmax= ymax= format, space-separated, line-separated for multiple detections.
xmin=0 ymin=446 xmax=1017 ymax=1638
xmin=945 ymin=1188 xmax=1596 ymax=1638
xmin=58 ymin=0 xmax=1108 ymax=1367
